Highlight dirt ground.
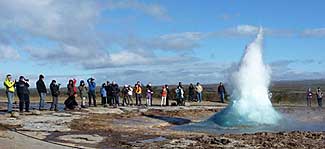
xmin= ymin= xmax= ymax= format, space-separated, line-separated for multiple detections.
xmin=0 ymin=100 xmax=325 ymax=149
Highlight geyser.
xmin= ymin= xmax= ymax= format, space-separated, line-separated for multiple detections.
xmin=209 ymin=28 xmax=281 ymax=127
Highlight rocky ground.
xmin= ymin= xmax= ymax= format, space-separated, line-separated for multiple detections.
xmin=0 ymin=101 xmax=325 ymax=148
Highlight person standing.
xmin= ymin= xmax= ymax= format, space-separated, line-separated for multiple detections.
xmin=100 ymin=83 xmax=107 ymax=106
xmin=36 ymin=74 xmax=47 ymax=110
xmin=175 ymin=83 xmax=184 ymax=106
xmin=316 ymin=87 xmax=323 ymax=108
xmin=195 ymin=82 xmax=203 ymax=103
xmin=67 ymin=79 xmax=77 ymax=97
xmin=146 ymin=83 xmax=154 ymax=106
xmin=127 ymin=85 xmax=134 ymax=105
xmin=4 ymin=74 xmax=15 ymax=113
xmin=134 ymin=83 xmax=142 ymax=106
xmin=165 ymin=84 xmax=170 ymax=106
xmin=122 ymin=85 xmax=129 ymax=106
xmin=16 ymin=76 xmax=30 ymax=112
xmin=188 ymin=83 xmax=195 ymax=102
xmin=161 ymin=86 xmax=167 ymax=106
xmin=105 ymin=81 xmax=112 ymax=106
xmin=78 ymin=80 xmax=87 ymax=108
xmin=87 ymin=78 xmax=97 ymax=107
xmin=218 ymin=82 xmax=226 ymax=103
xmin=306 ymin=88 xmax=313 ymax=107
xmin=50 ymin=80 xmax=60 ymax=111
xmin=111 ymin=81 xmax=120 ymax=106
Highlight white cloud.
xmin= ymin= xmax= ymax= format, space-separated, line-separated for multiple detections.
xmin=0 ymin=44 xmax=19 ymax=60
xmin=107 ymin=0 xmax=170 ymax=20
xmin=302 ymin=28 xmax=325 ymax=37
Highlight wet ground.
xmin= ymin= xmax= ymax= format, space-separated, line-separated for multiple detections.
xmin=0 ymin=101 xmax=325 ymax=148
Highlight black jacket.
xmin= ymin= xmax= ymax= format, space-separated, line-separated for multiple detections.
xmin=111 ymin=84 xmax=120 ymax=96
xmin=16 ymin=80 xmax=30 ymax=95
xmin=218 ymin=85 xmax=226 ymax=94
xmin=36 ymin=79 xmax=47 ymax=93
xmin=50 ymin=83 xmax=60 ymax=97
xmin=105 ymin=84 xmax=112 ymax=96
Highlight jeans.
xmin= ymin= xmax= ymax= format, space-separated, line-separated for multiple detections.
xmin=136 ymin=94 xmax=142 ymax=106
xmin=219 ymin=92 xmax=225 ymax=103
xmin=317 ymin=98 xmax=322 ymax=107
xmin=307 ymin=98 xmax=312 ymax=107
xmin=50 ymin=96 xmax=59 ymax=111
xmin=39 ymin=92 xmax=46 ymax=110
xmin=18 ymin=94 xmax=30 ymax=112
xmin=6 ymin=92 xmax=14 ymax=112
xmin=101 ymin=96 xmax=107 ymax=105
xmin=88 ymin=91 xmax=96 ymax=106
xmin=197 ymin=92 xmax=202 ymax=102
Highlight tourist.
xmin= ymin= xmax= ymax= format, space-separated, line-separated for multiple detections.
xmin=64 ymin=93 xmax=78 ymax=110
xmin=67 ymin=79 xmax=77 ymax=97
xmin=36 ymin=74 xmax=47 ymax=110
xmin=316 ymin=87 xmax=323 ymax=108
xmin=165 ymin=84 xmax=170 ymax=106
xmin=127 ymin=85 xmax=134 ymax=105
xmin=4 ymin=74 xmax=15 ymax=113
xmin=161 ymin=86 xmax=167 ymax=106
xmin=16 ymin=76 xmax=30 ymax=112
xmin=100 ymin=83 xmax=107 ymax=106
xmin=218 ymin=82 xmax=226 ymax=103
xmin=188 ymin=83 xmax=195 ymax=102
xmin=111 ymin=81 xmax=120 ymax=106
xmin=146 ymin=83 xmax=154 ymax=106
xmin=306 ymin=88 xmax=313 ymax=107
xmin=175 ymin=82 xmax=185 ymax=106
xmin=122 ymin=85 xmax=129 ymax=106
xmin=134 ymin=83 xmax=142 ymax=106
xmin=50 ymin=80 xmax=60 ymax=111
xmin=78 ymin=80 xmax=88 ymax=108
xmin=105 ymin=81 xmax=113 ymax=106
xmin=195 ymin=82 xmax=203 ymax=103
xmin=87 ymin=78 xmax=96 ymax=107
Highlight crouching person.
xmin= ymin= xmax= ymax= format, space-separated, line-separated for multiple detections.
xmin=50 ymin=80 xmax=60 ymax=111
xmin=16 ymin=76 xmax=30 ymax=112
xmin=64 ymin=93 xmax=78 ymax=110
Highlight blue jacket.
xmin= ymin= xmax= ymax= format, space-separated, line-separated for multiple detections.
xmin=100 ymin=87 xmax=107 ymax=97
xmin=87 ymin=79 xmax=96 ymax=92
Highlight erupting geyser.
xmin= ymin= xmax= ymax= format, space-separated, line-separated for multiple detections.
xmin=209 ymin=28 xmax=281 ymax=127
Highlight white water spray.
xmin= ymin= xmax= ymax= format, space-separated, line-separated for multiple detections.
xmin=210 ymin=28 xmax=281 ymax=127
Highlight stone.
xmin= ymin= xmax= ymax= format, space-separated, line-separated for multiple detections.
xmin=11 ymin=112 xmax=20 ymax=118
xmin=32 ymin=110 xmax=41 ymax=115
xmin=58 ymin=134 xmax=104 ymax=144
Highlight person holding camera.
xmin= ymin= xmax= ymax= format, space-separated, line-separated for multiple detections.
xmin=50 ymin=80 xmax=60 ymax=111
xmin=16 ymin=76 xmax=30 ymax=112
xmin=87 ymin=78 xmax=97 ymax=107
xmin=4 ymin=74 xmax=16 ymax=113
xmin=36 ymin=74 xmax=47 ymax=110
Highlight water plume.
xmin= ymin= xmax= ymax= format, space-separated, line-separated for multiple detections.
xmin=209 ymin=28 xmax=281 ymax=127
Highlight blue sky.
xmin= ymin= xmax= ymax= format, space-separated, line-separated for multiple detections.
xmin=0 ymin=0 xmax=325 ymax=87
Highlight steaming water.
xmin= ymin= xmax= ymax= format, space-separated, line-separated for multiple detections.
xmin=174 ymin=28 xmax=325 ymax=134
xmin=209 ymin=28 xmax=281 ymax=127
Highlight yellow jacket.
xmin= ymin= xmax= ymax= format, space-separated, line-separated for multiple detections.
xmin=135 ymin=86 xmax=142 ymax=94
xmin=4 ymin=79 xmax=15 ymax=92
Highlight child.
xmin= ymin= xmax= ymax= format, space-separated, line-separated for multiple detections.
xmin=161 ymin=86 xmax=167 ymax=106
xmin=100 ymin=83 xmax=107 ymax=106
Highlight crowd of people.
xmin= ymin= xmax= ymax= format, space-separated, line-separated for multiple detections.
xmin=3 ymin=74 xmax=228 ymax=113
